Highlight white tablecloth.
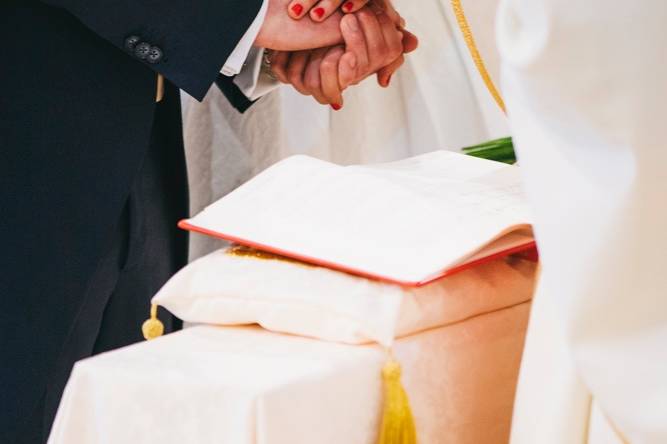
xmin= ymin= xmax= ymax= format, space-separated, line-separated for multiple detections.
xmin=49 ymin=302 xmax=530 ymax=444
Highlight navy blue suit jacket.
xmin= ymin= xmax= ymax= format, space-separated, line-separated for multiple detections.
xmin=0 ymin=0 xmax=261 ymax=440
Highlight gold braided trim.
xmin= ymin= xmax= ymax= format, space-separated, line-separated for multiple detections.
xmin=226 ymin=244 xmax=313 ymax=267
xmin=451 ymin=0 xmax=507 ymax=114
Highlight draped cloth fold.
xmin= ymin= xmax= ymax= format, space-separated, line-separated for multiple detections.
xmin=498 ymin=0 xmax=667 ymax=442
xmin=49 ymin=303 xmax=531 ymax=444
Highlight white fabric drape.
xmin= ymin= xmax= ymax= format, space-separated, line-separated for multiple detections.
xmin=182 ymin=0 xmax=507 ymax=260
xmin=49 ymin=303 xmax=531 ymax=444
xmin=498 ymin=0 xmax=667 ymax=442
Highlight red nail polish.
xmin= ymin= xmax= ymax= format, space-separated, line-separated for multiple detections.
xmin=291 ymin=3 xmax=304 ymax=16
xmin=343 ymin=1 xmax=354 ymax=12
xmin=313 ymin=7 xmax=326 ymax=19
xmin=331 ymin=104 xmax=343 ymax=111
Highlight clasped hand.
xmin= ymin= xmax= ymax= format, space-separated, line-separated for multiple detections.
xmin=255 ymin=0 xmax=418 ymax=109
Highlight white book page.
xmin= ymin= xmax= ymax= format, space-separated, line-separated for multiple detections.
xmin=187 ymin=151 xmax=533 ymax=284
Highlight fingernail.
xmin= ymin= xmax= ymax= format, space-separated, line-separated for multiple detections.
xmin=331 ymin=104 xmax=343 ymax=111
xmin=313 ymin=7 xmax=326 ymax=19
xmin=291 ymin=3 xmax=304 ymax=16
xmin=343 ymin=1 xmax=354 ymax=12
xmin=381 ymin=74 xmax=392 ymax=88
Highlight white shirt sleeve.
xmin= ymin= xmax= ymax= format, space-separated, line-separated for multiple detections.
xmin=220 ymin=0 xmax=280 ymax=101
xmin=232 ymin=47 xmax=281 ymax=101
xmin=221 ymin=0 xmax=268 ymax=77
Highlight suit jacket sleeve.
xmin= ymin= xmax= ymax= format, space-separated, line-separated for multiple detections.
xmin=216 ymin=75 xmax=255 ymax=113
xmin=42 ymin=0 xmax=264 ymax=101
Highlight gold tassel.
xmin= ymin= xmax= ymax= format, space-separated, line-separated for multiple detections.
xmin=377 ymin=356 xmax=417 ymax=444
xmin=142 ymin=304 xmax=165 ymax=340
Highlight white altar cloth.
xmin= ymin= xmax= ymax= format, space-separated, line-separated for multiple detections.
xmin=49 ymin=302 xmax=530 ymax=444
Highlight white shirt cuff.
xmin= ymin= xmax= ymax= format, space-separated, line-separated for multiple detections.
xmin=221 ymin=0 xmax=269 ymax=77
xmin=232 ymin=47 xmax=281 ymax=101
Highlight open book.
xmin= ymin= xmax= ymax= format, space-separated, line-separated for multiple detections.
xmin=180 ymin=151 xmax=535 ymax=287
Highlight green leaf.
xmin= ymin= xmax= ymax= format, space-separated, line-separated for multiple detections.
xmin=462 ymin=136 xmax=516 ymax=164
xmin=462 ymin=137 xmax=512 ymax=150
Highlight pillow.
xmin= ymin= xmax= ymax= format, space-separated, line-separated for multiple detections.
xmin=152 ymin=246 xmax=537 ymax=347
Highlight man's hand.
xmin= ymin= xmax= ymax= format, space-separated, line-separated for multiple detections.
xmin=337 ymin=9 xmax=416 ymax=88
xmin=270 ymin=46 xmax=347 ymax=106
xmin=269 ymin=7 xmax=418 ymax=108
xmin=255 ymin=0 xmax=344 ymax=50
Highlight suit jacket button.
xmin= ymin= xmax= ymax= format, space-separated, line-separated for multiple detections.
xmin=134 ymin=42 xmax=151 ymax=60
xmin=146 ymin=46 xmax=163 ymax=64
xmin=124 ymin=35 xmax=141 ymax=52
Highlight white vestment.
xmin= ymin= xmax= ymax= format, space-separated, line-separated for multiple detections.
xmin=182 ymin=0 xmax=507 ymax=260
xmin=498 ymin=0 xmax=667 ymax=442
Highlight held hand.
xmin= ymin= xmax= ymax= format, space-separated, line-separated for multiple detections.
xmin=287 ymin=0 xmax=371 ymax=22
xmin=337 ymin=9 xmax=405 ymax=88
xmin=270 ymin=7 xmax=418 ymax=108
xmin=376 ymin=27 xmax=418 ymax=86
xmin=369 ymin=0 xmax=405 ymax=29
xmin=271 ymin=47 xmax=347 ymax=106
xmin=255 ymin=0 xmax=344 ymax=51
xmin=351 ymin=1 xmax=418 ymax=86
xmin=286 ymin=0 xmax=404 ymax=28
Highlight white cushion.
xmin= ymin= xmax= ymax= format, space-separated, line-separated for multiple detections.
xmin=153 ymin=247 xmax=537 ymax=347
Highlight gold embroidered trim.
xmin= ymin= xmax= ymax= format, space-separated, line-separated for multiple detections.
xmin=451 ymin=0 xmax=507 ymax=114
xmin=225 ymin=245 xmax=313 ymax=267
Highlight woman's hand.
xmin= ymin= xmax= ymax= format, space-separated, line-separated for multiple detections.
xmin=286 ymin=0 xmax=405 ymax=27
xmin=255 ymin=0 xmax=344 ymax=51
xmin=288 ymin=0 xmax=371 ymax=22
